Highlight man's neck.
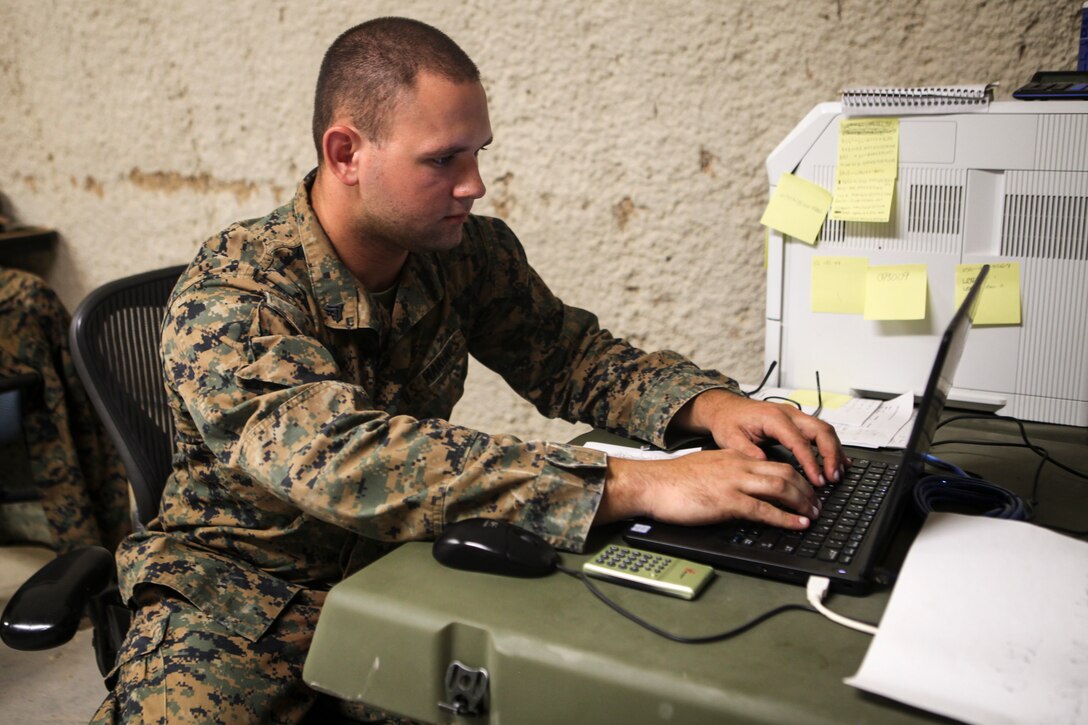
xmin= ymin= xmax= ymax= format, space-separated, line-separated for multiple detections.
xmin=311 ymin=170 xmax=407 ymax=292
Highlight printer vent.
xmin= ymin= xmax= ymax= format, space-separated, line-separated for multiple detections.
xmin=1001 ymin=169 xmax=1088 ymax=260
xmin=821 ymin=218 xmax=845 ymax=244
xmin=896 ymin=168 xmax=966 ymax=255
xmin=1002 ymin=193 xmax=1088 ymax=259
xmin=907 ymin=183 xmax=963 ymax=235
xmin=811 ymin=166 xmax=968 ymax=254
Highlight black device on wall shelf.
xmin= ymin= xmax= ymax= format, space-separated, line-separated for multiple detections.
xmin=1012 ymin=71 xmax=1088 ymax=99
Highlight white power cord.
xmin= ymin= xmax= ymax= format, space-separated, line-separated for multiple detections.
xmin=806 ymin=576 xmax=880 ymax=636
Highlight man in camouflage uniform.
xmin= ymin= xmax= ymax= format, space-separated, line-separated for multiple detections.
xmin=95 ymin=17 xmax=845 ymax=723
xmin=0 ymin=266 xmax=129 ymax=553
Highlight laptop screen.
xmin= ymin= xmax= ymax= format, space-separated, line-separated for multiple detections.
xmin=901 ymin=264 xmax=990 ymax=476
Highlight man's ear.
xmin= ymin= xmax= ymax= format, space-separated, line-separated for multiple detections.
xmin=321 ymin=125 xmax=366 ymax=186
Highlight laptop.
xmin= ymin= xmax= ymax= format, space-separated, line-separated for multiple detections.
xmin=623 ymin=265 xmax=991 ymax=595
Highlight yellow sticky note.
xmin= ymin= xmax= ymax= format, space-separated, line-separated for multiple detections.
xmin=830 ymin=118 xmax=899 ymax=223
xmin=789 ymin=389 xmax=852 ymax=410
xmin=864 ymin=264 xmax=928 ymax=320
xmin=760 ymin=173 xmax=832 ymax=245
xmin=811 ymin=256 xmax=868 ymax=314
xmin=836 ymin=118 xmax=900 ymax=178
xmin=829 ymin=177 xmax=896 ymax=223
xmin=956 ymin=263 xmax=1021 ymax=325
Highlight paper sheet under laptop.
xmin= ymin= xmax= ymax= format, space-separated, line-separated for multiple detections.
xmin=846 ymin=513 xmax=1088 ymax=725
xmin=747 ymin=387 xmax=915 ymax=448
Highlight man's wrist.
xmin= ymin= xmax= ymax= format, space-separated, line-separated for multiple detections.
xmin=671 ymin=387 xmax=739 ymax=436
xmin=594 ymin=457 xmax=646 ymax=525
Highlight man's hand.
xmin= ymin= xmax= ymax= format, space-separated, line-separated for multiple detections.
xmin=593 ymin=389 xmax=847 ymax=530
xmin=672 ymin=388 xmax=847 ymax=488
xmin=596 ymin=449 xmax=821 ymax=530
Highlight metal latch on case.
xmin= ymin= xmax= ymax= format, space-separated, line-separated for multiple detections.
xmin=437 ymin=660 xmax=489 ymax=717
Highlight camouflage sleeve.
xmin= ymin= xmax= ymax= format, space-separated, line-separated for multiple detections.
xmin=163 ymin=275 xmax=605 ymax=551
xmin=464 ymin=218 xmax=741 ymax=449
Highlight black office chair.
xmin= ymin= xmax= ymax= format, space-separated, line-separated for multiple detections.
xmin=0 ymin=265 xmax=186 ymax=677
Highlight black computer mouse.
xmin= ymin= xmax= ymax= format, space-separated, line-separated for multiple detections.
xmin=432 ymin=518 xmax=559 ymax=577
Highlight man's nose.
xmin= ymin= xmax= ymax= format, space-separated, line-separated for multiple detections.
xmin=454 ymin=158 xmax=486 ymax=200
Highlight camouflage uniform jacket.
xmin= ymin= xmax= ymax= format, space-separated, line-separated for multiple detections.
xmin=116 ymin=173 xmax=737 ymax=643
xmin=0 ymin=267 xmax=130 ymax=552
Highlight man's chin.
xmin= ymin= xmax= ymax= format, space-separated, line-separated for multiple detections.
xmin=415 ymin=225 xmax=466 ymax=253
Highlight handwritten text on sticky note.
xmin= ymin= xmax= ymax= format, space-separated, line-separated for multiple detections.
xmin=831 ymin=118 xmax=899 ymax=223
xmin=830 ymin=177 xmax=896 ymax=223
xmin=864 ymin=264 xmax=927 ymax=320
xmin=811 ymin=256 xmax=868 ymax=314
xmin=956 ymin=263 xmax=1021 ymax=325
xmin=835 ymin=118 xmax=900 ymax=178
xmin=760 ymin=173 xmax=833 ymax=245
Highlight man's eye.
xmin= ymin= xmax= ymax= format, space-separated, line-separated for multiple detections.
xmin=432 ymin=155 xmax=454 ymax=167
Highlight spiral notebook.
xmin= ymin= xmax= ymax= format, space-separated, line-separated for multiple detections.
xmin=841 ymin=84 xmax=996 ymax=116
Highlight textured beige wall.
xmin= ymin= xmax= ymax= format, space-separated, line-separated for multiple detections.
xmin=2 ymin=0 xmax=1080 ymax=442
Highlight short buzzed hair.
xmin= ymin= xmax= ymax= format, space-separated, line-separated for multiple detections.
xmin=312 ymin=17 xmax=480 ymax=162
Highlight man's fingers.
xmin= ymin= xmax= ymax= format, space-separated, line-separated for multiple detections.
xmin=739 ymin=497 xmax=812 ymax=530
xmin=788 ymin=410 xmax=848 ymax=483
xmin=709 ymin=452 xmax=819 ymax=520
xmin=718 ymin=433 xmax=767 ymax=461
xmin=742 ymin=462 xmax=820 ymax=520
xmin=757 ymin=420 xmax=826 ymax=486
xmin=746 ymin=403 xmax=847 ymax=486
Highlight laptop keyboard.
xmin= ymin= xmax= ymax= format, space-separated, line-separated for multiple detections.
xmin=723 ymin=458 xmax=899 ymax=566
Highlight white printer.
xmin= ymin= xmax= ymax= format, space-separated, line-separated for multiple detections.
xmin=764 ymin=100 xmax=1088 ymax=426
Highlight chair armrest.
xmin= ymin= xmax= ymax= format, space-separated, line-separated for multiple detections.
xmin=1 ymin=546 xmax=116 ymax=651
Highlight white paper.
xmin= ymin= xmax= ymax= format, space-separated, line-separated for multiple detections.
xmin=746 ymin=387 xmax=914 ymax=449
xmin=886 ymin=411 xmax=918 ymax=449
xmin=817 ymin=396 xmax=882 ymax=428
xmin=832 ymin=392 xmax=914 ymax=448
xmin=583 ymin=441 xmax=701 ymax=461
xmin=846 ymin=513 xmax=1088 ymax=725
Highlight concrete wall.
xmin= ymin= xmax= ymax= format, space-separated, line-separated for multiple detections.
xmin=2 ymin=0 xmax=1080 ymax=442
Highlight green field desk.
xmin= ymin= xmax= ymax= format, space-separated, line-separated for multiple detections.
xmin=304 ymin=420 xmax=1087 ymax=723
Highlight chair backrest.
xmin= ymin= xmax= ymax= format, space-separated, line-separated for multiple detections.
xmin=70 ymin=266 xmax=187 ymax=526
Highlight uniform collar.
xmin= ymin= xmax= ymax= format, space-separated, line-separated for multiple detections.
xmin=292 ymin=171 xmax=447 ymax=336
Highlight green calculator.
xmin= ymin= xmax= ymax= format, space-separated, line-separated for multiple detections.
xmin=583 ymin=545 xmax=715 ymax=600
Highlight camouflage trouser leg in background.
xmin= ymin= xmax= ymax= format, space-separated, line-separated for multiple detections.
xmin=90 ymin=588 xmax=421 ymax=724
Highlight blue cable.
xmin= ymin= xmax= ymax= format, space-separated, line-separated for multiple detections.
xmin=922 ymin=453 xmax=968 ymax=477
xmin=914 ymin=454 xmax=1031 ymax=521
